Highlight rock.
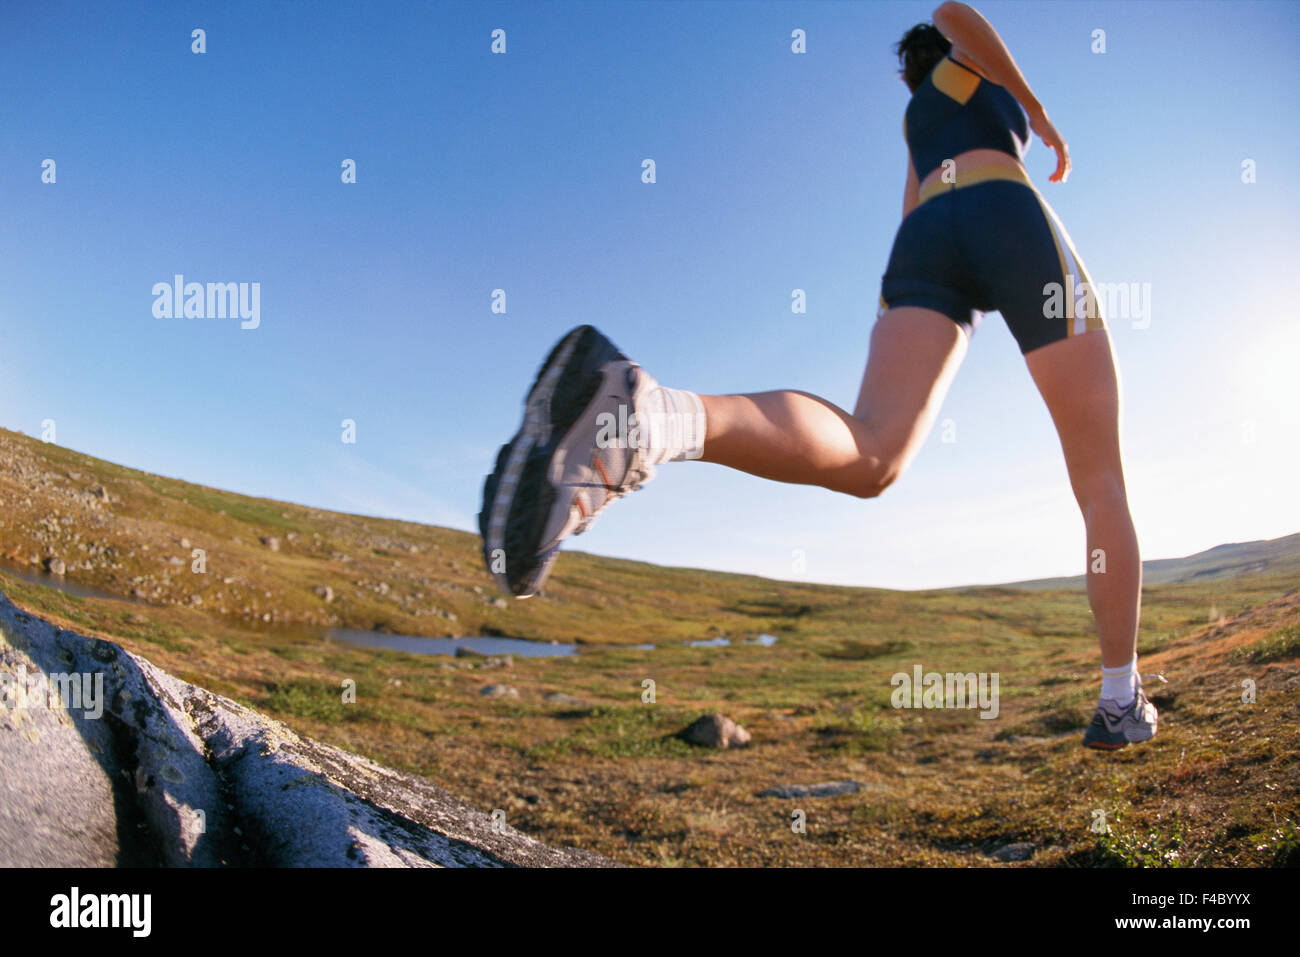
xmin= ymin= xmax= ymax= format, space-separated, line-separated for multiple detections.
xmin=260 ymin=536 xmax=280 ymax=552
xmin=180 ymin=538 xmax=191 ymax=549
xmin=482 ymin=655 xmax=513 ymax=669
xmin=313 ymin=585 xmax=334 ymax=603
xmin=44 ymin=557 xmax=66 ymax=577
xmin=544 ymin=693 xmax=584 ymax=706
xmin=454 ymin=646 xmax=482 ymax=658
xmin=682 ymin=713 xmax=751 ymax=749
xmin=90 ymin=485 xmax=109 ymax=503
xmin=0 ymin=590 xmax=608 ymax=868
xmin=479 ymin=684 xmax=519 ymax=698
xmin=990 ymin=842 xmax=1035 ymax=862
xmin=492 ymin=598 xmax=508 ymax=609
xmin=759 ymin=780 xmax=863 ymax=799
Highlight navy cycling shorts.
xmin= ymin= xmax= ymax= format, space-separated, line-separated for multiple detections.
xmin=879 ymin=175 xmax=1106 ymax=354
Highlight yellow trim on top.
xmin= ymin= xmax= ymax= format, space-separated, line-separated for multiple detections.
xmin=931 ymin=57 xmax=980 ymax=105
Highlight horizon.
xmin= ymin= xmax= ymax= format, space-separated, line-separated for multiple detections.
xmin=3 ymin=422 xmax=1294 ymax=596
xmin=3 ymin=0 xmax=1297 ymax=590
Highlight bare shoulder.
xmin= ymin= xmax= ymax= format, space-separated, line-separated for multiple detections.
xmin=948 ymin=47 xmax=992 ymax=82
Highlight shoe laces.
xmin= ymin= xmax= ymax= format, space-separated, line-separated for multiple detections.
xmin=574 ymin=447 xmax=651 ymax=536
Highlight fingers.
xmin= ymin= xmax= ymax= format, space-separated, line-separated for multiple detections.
xmin=1050 ymin=148 xmax=1066 ymax=183
xmin=1046 ymin=137 xmax=1070 ymax=183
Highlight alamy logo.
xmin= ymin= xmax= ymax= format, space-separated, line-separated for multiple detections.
xmin=891 ymin=664 xmax=1000 ymax=719
xmin=594 ymin=404 xmax=705 ymax=459
xmin=152 ymin=274 xmax=260 ymax=329
xmin=49 ymin=887 xmax=151 ymax=937
xmin=0 ymin=664 xmax=104 ymax=719
xmin=1042 ymin=276 xmax=1152 ymax=329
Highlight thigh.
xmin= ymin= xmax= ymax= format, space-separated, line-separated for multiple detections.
xmin=853 ymin=306 xmax=969 ymax=480
xmin=1024 ymin=327 xmax=1126 ymax=505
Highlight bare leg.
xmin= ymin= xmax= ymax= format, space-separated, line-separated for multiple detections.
xmin=1026 ymin=328 xmax=1140 ymax=668
xmin=698 ymin=307 xmax=968 ymax=498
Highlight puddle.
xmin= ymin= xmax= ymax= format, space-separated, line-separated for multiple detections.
xmin=328 ymin=631 xmax=778 ymax=657
xmin=686 ymin=633 xmax=779 ymax=648
xmin=327 ymin=629 xmax=578 ymax=658
xmin=0 ymin=563 xmax=133 ymax=602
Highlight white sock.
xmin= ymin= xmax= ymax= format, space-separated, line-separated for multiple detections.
xmin=638 ymin=386 xmax=707 ymax=465
xmin=1100 ymin=654 xmax=1139 ymax=702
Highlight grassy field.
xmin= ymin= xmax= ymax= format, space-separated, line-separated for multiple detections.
xmin=2 ymin=425 xmax=1296 ymax=867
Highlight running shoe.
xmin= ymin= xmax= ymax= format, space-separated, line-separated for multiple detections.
xmin=1082 ymin=686 xmax=1158 ymax=750
xmin=479 ymin=325 xmax=658 ymax=598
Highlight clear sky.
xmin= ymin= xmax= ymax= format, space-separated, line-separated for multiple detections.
xmin=2 ymin=1 xmax=1297 ymax=590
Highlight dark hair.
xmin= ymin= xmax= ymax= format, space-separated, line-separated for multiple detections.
xmin=895 ymin=23 xmax=952 ymax=92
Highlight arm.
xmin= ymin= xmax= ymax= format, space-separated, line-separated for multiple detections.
xmin=903 ymin=154 xmax=919 ymax=218
xmin=932 ymin=1 xmax=1042 ymax=118
xmin=932 ymin=1 xmax=1071 ymax=182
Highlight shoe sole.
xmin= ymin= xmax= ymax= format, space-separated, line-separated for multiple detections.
xmin=1082 ymin=723 xmax=1156 ymax=750
xmin=479 ymin=325 xmax=626 ymax=597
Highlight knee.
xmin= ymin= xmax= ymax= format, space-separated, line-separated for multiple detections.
xmin=1073 ymin=472 xmax=1128 ymax=511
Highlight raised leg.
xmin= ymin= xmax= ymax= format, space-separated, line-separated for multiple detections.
xmin=697 ymin=307 xmax=968 ymax=498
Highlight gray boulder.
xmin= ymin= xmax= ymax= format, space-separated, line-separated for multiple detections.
xmin=0 ymin=591 xmax=607 ymax=868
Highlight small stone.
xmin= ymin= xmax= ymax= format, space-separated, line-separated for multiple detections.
xmin=261 ymin=536 xmax=280 ymax=552
xmin=483 ymin=655 xmax=513 ymax=669
xmin=990 ymin=842 xmax=1035 ymax=862
xmin=544 ymin=693 xmax=583 ymax=706
xmin=682 ymin=713 xmax=751 ymax=749
xmin=313 ymin=585 xmax=335 ymax=603
xmin=759 ymin=780 xmax=863 ymax=799
xmin=45 ymin=557 xmax=66 ymax=577
xmin=492 ymin=597 xmax=508 ymax=609
xmin=480 ymin=684 xmax=519 ymax=698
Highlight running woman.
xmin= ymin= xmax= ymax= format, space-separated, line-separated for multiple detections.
xmin=479 ymin=2 xmax=1156 ymax=750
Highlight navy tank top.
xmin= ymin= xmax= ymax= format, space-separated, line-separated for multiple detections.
xmin=904 ymin=54 xmax=1030 ymax=180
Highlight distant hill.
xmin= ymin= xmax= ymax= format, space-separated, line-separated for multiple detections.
xmin=987 ymin=533 xmax=1300 ymax=591
xmin=2 ymin=426 xmax=1295 ymax=620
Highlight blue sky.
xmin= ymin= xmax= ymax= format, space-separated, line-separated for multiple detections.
xmin=2 ymin=0 xmax=1297 ymax=589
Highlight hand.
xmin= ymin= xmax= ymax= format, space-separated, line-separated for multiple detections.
xmin=1028 ymin=109 xmax=1070 ymax=183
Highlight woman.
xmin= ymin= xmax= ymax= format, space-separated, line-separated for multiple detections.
xmin=479 ymin=2 xmax=1156 ymax=750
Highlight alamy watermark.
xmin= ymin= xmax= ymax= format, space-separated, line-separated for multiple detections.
xmin=891 ymin=663 xmax=999 ymax=719
xmin=1043 ymin=276 xmax=1152 ymax=330
xmin=152 ymin=274 xmax=260 ymax=329
xmin=594 ymin=404 xmax=706 ymax=459
xmin=1 ymin=664 xmax=104 ymax=720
